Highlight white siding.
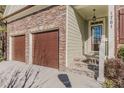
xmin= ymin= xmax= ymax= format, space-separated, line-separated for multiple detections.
xmin=67 ymin=6 xmax=83 ymax=65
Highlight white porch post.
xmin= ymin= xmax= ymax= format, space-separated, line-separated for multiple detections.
xmin=108 ymin=5 xmax=115 ymax=58
xmin=97 ymin=35 xmax=105 ymax=83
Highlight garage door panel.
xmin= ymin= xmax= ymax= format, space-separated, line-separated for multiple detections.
xmin=32 ymin=30 xmax=59 ymax=69
xmin=12 ymin=35 xmax=25 ymax=62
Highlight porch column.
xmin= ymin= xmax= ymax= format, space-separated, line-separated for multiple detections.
xmin=97 ymin=35 xmax=105 ymax=83
xmin=108 ymin=5 xmax=115 ymax=58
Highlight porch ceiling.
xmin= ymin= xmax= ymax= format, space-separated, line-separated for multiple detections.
xmin=73 ymin=5 xmax=108 ymax=20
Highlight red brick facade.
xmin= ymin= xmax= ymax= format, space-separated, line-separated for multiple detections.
xmin=7 ymin=5 xmax=66 ymax=70
xmin=115 ymin=5 xmax=124 ymax=55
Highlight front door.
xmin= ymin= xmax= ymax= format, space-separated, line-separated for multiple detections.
xmin=91 ymin=25 xmax=103 ymax=52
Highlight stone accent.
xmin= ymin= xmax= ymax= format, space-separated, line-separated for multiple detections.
xmin=66 ymin=57 xmax=96 ymax=78
xmin=7 ymin=5 xmax=66 ymax=70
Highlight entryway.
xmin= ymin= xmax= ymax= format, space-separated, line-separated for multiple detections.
xmin=67 ymin=5 xmax=108 ymax=79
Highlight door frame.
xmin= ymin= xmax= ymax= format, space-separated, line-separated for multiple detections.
xmin=88 ymin=18 xmax=106 ymax=54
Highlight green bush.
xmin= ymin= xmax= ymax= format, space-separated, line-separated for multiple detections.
xmin=0 ymin=55 xmax=4 ymax=62
xmin=102 ymin=79 xmax=115 ymax=88
xmin=117 ymin=47 xmax=124 ymax=61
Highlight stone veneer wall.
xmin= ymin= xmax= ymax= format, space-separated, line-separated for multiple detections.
xmin=7 ymin=5 xmax=66 ymax=70
xmin=115 ymin=5 xmax=124 ymax=55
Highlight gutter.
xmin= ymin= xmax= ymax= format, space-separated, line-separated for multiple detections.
xmin=0 ymin=5 xmax=35 ymax=21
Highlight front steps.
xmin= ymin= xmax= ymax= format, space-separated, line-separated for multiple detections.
xmin=67 ymin=60 xmax=95 ymax=78
xmin=67 ymin=56 xmax=99 ymax=79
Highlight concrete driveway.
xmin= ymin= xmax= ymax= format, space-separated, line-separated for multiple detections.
xmin=0 ymin=61 xmax=101 ymax=88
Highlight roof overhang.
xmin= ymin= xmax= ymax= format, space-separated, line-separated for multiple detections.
xmin=2 ymin=5 xmax=50 ymax=23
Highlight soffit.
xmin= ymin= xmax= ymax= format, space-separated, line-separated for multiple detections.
xmin=73 ymin=5 xmax=108 ymax=20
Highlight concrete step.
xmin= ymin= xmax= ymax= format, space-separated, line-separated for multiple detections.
xmin=68 ymin=61 xmax=95 ymax=78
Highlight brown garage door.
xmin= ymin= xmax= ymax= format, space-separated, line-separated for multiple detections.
xmin=32 ymin=30 xmax=59 ymax=69
xmin=12 ymin=35 xmax=25 ymax=62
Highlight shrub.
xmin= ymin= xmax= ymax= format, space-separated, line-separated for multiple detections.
xmin=102 ymin=79 xmax=115 ymax=88
xmin=104 ymin=58 xmax=124 ymax=88
xmin=117 ymin=47 xmax=124 ymax=61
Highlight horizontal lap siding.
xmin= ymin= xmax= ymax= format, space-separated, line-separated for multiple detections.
xmin=67 ymin=6 xmax=83 ymax=64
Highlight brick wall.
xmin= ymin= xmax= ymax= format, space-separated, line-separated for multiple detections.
xmin=115 ymin=5 xmax=124 ymax=55
xmin=7 ymin=5 xmax=66 ymax=70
